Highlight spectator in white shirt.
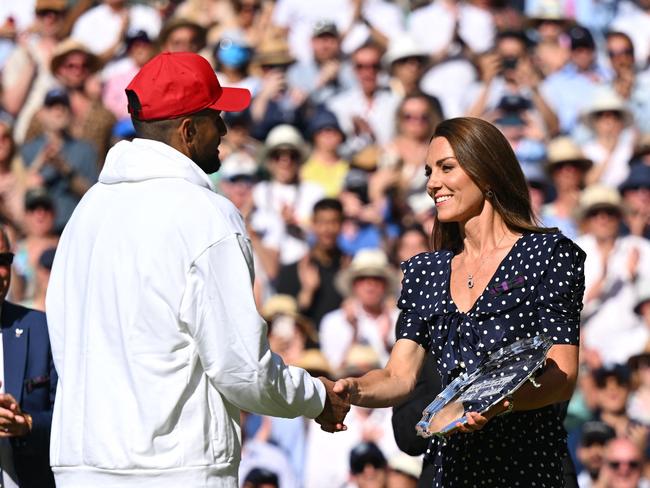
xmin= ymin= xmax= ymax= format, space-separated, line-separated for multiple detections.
xmin=581 ymin=88 xmax=635 ymax=189
xmin=71 ymin=0 xmax=161 ymax=62
xmin=327 ymin=41 xmax=400 ymax=154
xmin=320 ymin=249 xmax=399 ymax=371
xmin=576 ymin=185 xmax=650 ymax=366
xmin=408 ymin=0 xmax=495 ymax=59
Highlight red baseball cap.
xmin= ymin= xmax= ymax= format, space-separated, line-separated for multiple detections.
xmin=126 ymin=52 xmax=251 ymax=121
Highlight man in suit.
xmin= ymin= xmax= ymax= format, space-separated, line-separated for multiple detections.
xmin=0 ymin=225 xmax=56 ymax=488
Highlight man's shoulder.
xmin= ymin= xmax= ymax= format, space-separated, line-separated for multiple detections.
xmin=2 ymin=301 xmax=47 ymax=330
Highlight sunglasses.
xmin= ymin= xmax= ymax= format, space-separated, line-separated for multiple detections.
xmin=552 ymin=160 xmax=585 ymax=171
xmin=350 ymin=459 xmax=386 ymax=475
xmin=62 ymin=61 xmax=89 ymax=71
xmin=36 ymin=9 xmax=63 ymax=17
xmin=593 ymin=110 xmax=623 ymax=119
xmin=401 ymin=112 xmax=428 ymax=122
xmin=261 ymin=63 xmax=289 ymax=71
xmin=269 ymin=150 xmax=301 ymax=162
xmin=395 ymin=56 xmax=424 ymax=65
xmin=586 ymin=207 xmax=621 ymax=220
xmin=240 ymin=3 xmax=261 ymax=11
xmin=607 ymin=48 xmax=633 ymax=58
xmin=0 ymin=252 xmax=15 ymax=266
xmin=594 ymin=375 xmax=628 ymax=388
xmin=608 ymin=460 xmax=641 ymax=470
xmin=354 ymin=62 xmax=381 ymax=71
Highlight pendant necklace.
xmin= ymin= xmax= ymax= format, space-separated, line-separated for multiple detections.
xmin=464 ymin=232 xmax=508 ymax=289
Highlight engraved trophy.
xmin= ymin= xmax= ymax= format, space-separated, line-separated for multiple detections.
xmin=416 ymin=335 xmax=554 ymax=438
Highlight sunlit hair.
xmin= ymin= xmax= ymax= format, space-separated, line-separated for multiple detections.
xmin=430 ymin=117 xmax=555 ymax=253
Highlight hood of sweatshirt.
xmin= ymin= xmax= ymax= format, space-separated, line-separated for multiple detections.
xmin=99 ymin=138 xmax=215 ymax=191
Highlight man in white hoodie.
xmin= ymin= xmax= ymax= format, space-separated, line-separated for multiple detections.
xmin=45 ymin=52 xmax=349 ymax=488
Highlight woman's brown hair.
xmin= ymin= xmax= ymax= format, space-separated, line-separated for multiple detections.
xmin=431 ymin=117 xmax=555 ymax=253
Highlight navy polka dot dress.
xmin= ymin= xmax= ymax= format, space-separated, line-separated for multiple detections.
xmin=397 ymin=232 xmax=586 ymax=488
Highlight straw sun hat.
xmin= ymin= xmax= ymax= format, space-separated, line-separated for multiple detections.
xmin=50 ymin=38 xmax=101 ymax=74
xmin=545 ymin=137 xmax=593 ymax=173
xmin=335 ymin=249 xmax=400 ymax=297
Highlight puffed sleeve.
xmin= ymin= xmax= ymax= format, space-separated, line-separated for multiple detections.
xmin=395 ymin=258 xmax=431 ymax=350
xmin=534 ymin=238 xmax=586 ymax=345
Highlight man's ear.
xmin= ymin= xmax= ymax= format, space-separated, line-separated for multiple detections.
xmin=178 ymin=117 xmax=196 ymax=147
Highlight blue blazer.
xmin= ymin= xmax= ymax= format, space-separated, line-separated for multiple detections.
xmin=2 ymin=301 xmax=56 ymax=488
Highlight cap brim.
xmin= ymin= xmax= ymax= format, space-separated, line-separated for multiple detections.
xmin=210 ymin=86 xmax=251 ymax=112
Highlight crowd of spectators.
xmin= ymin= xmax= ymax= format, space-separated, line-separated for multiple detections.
xmin=1 ymin=0 xmax=649 ymax=487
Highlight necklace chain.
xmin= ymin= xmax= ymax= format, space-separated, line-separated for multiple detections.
xmin=464 ymin=233 xmax=508 ymax=289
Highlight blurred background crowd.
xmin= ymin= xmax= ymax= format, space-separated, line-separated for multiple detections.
xmin=1 ymin=0 xmax=649 ymax=487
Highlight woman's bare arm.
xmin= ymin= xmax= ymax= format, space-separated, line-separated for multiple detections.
xmin=333 ymin=339 xmax=427 ymax=408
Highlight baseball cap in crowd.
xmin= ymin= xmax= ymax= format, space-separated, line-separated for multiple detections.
xmin=569 ymin=25 xmax=595 ymax=50
xmin=25 ymin=188 xmax=54 ymax=211
xmin=307 ymin=109 xmax=344 ymax=140
xmin=579 ymin=421 xmax=616 ymax=447
xmin=592 ymin=364 xmax=630 ymax=388
xmin=350 ymin=442 xmax=387 ymax=475
xmin=44 ymin=87 xmax=70 ymax=107
xmin=521 ymin=163 xmax=550 ymax=193
xmin=312 ymin=20 xmax=339 ymax=38
xmin=223 ymin=109 xmax=252 ymax=129
xmin=38 ymin=247 xmax=57 ymax=271
xmin=219 ymin=159 xmax=258 ymax=182
xmin=619 ymin=164 xmax=650 ymax=193
xmin=125 ymin=30 xmax=152 ymax=50
xmin=243 ymin=467 xmax=279 ymax=487
xmin=126 ymin=52 xmax=251 ymax=121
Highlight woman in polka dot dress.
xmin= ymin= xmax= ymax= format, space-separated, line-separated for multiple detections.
xmin=333 ymin=117 xmax=586 ymax=487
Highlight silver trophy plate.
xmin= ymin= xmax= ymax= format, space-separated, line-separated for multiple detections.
xmin=416 ymin=335 xmax=554 ymax=438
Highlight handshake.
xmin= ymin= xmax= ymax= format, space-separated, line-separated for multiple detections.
xmin=314 ymin=377 xmax=354 ymax=433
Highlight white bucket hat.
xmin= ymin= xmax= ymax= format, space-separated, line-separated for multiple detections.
xmin=582 ymin=87 xmax=633 ymax=128
xmin=383 ymin=36 xmax=429 ymax=67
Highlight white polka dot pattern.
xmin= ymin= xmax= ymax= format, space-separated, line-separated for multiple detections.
xmin=395 ymin=232 xmax=587 ymax=487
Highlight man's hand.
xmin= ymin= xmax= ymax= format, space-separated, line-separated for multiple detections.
xmin=315 ymin=377 xmax=350 ymax=433
xmin=0 ymin=393 xmax=32 ymax=437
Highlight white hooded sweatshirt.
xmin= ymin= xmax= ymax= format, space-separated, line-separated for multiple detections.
xmin=46 ymin=138 xmax=326 ymax=487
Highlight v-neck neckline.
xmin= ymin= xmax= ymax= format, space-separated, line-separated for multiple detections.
xmin=448 ymin=233 xmax=527 ymax=315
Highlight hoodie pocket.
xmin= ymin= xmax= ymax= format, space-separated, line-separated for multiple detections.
xmin=207 ymin=389 xmax=235 ymax=464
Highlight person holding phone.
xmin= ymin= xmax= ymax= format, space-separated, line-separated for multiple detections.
xmin=333 ymin=117 xmax=586 ymax=487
